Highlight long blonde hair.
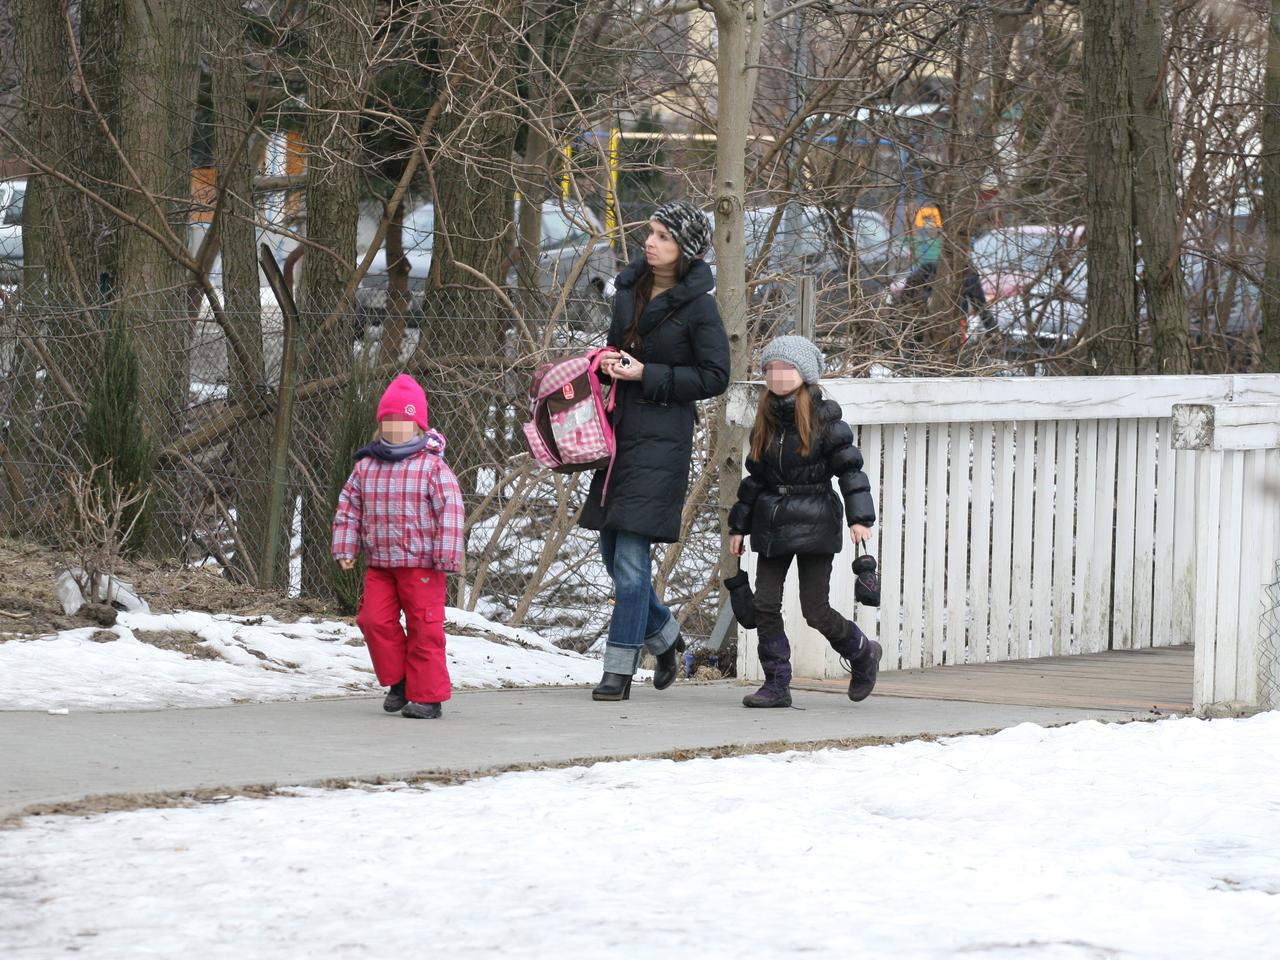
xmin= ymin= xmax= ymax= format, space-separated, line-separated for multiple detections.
xmin=749 ymin=385 xmax=815 ymax=461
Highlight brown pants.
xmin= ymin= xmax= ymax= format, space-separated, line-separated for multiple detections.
xmin=752 ymin=553 xmax=850 ymax=642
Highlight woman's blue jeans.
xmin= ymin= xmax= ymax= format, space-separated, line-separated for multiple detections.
xmin=599 ymin=529 xmax=681 ymax=675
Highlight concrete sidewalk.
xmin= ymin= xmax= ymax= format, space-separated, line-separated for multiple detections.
xmin=1 ymin=682 xmax=1146 ymax=820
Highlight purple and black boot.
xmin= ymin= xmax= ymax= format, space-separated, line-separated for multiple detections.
xmin=832 ymin=621 xmax=882 ymax=702
xmin=743 ymin=634 xmax=793 ymax=708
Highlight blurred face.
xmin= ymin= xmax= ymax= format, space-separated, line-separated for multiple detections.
xmin=764 ymin=361 xmax=804 ymax=397
xmin=380 ymin=417 xmax=416 ymax=443
xmin=645 ymin=220 xmax=681 ymax=270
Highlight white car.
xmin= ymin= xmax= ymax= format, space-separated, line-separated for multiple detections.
xmin=355 ymin=199 xmax=617 ymax=302
xmin=0 ymin=179 xmax=26 ymax=274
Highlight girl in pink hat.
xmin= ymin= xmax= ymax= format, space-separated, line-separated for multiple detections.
xmin=331 ymin=374 xmax=465 ymax=719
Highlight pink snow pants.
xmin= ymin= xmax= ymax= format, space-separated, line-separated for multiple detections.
xmin=357 ymin=566 xmax=451 ymax=704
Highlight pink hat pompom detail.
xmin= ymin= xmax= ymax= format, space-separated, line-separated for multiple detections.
xmin=376 ymin=374 xmax=429 ymax=432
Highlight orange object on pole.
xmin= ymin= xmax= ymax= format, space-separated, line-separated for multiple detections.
xmin=284 ymin=130 xmax=305 ymax=219
xmin=191 ymin=167 xmax=216 ymax=223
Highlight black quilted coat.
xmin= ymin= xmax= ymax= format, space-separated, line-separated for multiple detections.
xmin=728 ymin=387 xmax=876 ymax=557
xmin=578 ymin=256 xmax=730 ymax=543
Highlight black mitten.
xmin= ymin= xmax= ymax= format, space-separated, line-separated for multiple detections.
xmin=724 ymin=567 xmax=757 ymax=629
xmin=852 ymin=546 xmax=881 ymax=607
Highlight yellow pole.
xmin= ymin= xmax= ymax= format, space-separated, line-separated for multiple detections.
xmin=562 ymin=144 xmax=572 ymax=200
xmin=605 ymin=127 xmax=620 ymax=247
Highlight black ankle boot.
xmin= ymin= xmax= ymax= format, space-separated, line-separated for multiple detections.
xmin=383 ymin=680 xmax=408 ymax=713
xmin=652 ymin=635 xmax=686 ymax=691
xmin=592 ymin=672 xmax=632 ymax=701
xmin=846 ymin=640 xmax=883 ymax=702
xmin=400 ymin=701 xmax=442 ymax=719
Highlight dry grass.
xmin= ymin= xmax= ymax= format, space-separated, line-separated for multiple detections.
xmin=133 ymin=629 xmax=225 ymax=661
xmin=0 ymin=536 xmax=346 ymax=643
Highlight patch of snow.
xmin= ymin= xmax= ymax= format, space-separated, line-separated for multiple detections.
xmin=0 ymin=607 xmax=610 ymax=711
xmin=2 ymin=715 xmax=1279 ymax=957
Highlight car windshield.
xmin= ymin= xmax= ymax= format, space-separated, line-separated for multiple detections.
xmin=973 ymin=230 xmax=1076 ymax=276
xmin=541 ymin=207 xmax=591 ymax=248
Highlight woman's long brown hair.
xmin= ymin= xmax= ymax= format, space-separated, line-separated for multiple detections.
xmin=622 ymin=253 xmax=689 ymax=351
xmin=749 ymin=384 xmax=815 ymax=461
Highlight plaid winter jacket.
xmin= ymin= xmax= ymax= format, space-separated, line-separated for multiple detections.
xmin=331 ymin=431 xmax=465 ymax=572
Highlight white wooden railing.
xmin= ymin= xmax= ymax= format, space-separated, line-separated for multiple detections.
xmin=727 ymin=374 xmax=1280 ymax=708
xmin=1172 ymin=401 xmax=1280 ymax=713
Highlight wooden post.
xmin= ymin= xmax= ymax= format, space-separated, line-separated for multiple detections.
xmin=259 ymin=244 xmax=300 ymax=591
xmin=1172 ymin=401 xmax=1280 ymax=714
xmin=796 ymin=274 xmax=816 ymax=340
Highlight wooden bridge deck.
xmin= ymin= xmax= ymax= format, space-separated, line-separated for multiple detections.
xmin=792 ymin=644 xmax=1194 ymax=714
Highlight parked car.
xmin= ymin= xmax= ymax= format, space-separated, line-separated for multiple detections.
xmin=705 ymin=204 xmax=904 ymax=298
xmin=971 ymin=248 xmax=1262 ymax=360
xmin=980 ymin=259 xmax=1086 ymax=352
xmin=0 ymin=179 xmax=26 ymax=279
xmin=354 ymin=199 xmax=617 ymax=308
xmin=970 ymin=224 xmax=1086 ymax=302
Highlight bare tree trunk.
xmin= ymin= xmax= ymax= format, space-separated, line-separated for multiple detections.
xmin=381 ymin=197 xmax=410 ymax=365
xmin=1083 ymin=0 xmax=1137 ymax=374
xmin=212 ymin=0 xmax=274 ymax=583
xmin=1264 ymin=0 xmax=1280 ymax=371
xmin=514 ymin=0 xmax=552 ymax=308
xmin=710 ymin=0 xmax=763 ymax=595
xmin=928 ymin=21 xmax=984 ymax=353
xmin=1130 ymin=0 xmax=1188 ymax=374
xmin=9 ymin=0 xmax=73 ymax=530
xmin=115 ymin=0 xmax=200 ymax=555
xmin=17 ymin=0 xmax=120 ymax=294
xmin=79 ymin=0 xmax=123 ymax=288
xmin=298 ymin=0 xmax=374 ymax=597
xmin=425 ymin=0 xmax=519 ymax=490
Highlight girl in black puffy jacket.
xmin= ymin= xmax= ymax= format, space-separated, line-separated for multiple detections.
xmin=728 ymin=335 xmax=881 ymax=708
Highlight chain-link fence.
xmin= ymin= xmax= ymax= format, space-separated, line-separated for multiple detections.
xmin=0 ymin=281 xmax=743 ymax=649
xmin=1260 ymin=565 xmax=1280 ymax=712
xmin=5 ymin=255 xmax=1267 ymax=652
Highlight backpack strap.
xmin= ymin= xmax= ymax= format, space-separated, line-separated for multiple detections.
xmin=586 ymin=348 xmax=619 ymax=414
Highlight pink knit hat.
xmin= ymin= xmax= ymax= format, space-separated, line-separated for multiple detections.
xmin=376 ymin=374 xmax=429 ymax=432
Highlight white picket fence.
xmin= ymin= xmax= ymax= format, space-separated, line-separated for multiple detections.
xmin=728 ymin=374 xmax=1280 ymax=691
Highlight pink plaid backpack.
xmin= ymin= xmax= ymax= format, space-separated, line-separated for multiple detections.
xmin=522 ymin=348 xmax=618 ymax=497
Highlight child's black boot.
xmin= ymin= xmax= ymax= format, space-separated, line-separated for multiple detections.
xmin=383 ymin=680 xmax=408 ymax=713
xmin=834 ymin=622 xmax=881 ymax=702
xmin=742 ymin=634 xmax=793 ymax=708
xmin=401 ymin=701 xmax=443 ymax=719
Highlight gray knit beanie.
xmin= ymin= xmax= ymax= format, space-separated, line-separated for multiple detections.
xmin=760 ymin=335 xmax=824 ymax=384
xmin=652 ymin=200 xmax=712 ymax=261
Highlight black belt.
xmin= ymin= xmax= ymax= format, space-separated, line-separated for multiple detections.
xmin=773 ymin=483 xmax=830 ymax=495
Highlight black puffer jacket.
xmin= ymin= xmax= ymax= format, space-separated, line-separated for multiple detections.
xmin=728 ymin=387 xmax=875 ymax=557
xmin=578 ymin=256 xmax=731 ymax=543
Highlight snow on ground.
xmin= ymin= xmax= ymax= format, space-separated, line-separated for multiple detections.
xmin=4 ymin=715 xmax=1280 ymax=959
xmin=0 ymin=607 xmax=614 ymax=712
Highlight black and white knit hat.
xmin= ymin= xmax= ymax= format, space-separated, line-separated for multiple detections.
xmin=652 ymin=200 xmax=712 ymax=261
xmin=760 ymin=335 xmax=824 ymax=384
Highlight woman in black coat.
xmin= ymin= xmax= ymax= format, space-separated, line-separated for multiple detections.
xmin=579 ymin=201 xmax=730 ymax=701
xmin=728 ymin=335 xmax=881 ymax=709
